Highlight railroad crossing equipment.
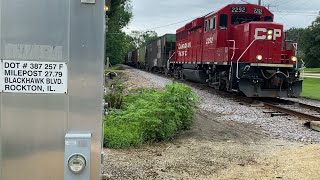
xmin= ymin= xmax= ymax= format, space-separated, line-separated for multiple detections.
xmin=0 ymin=0 xmax=105 ymax=179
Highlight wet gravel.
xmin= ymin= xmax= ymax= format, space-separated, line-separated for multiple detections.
xmin=129 ymin=68 xmax=320 ymax=144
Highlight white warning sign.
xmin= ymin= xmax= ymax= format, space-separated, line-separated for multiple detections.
xmin=0 ymin=60 xmax=68 ymax=94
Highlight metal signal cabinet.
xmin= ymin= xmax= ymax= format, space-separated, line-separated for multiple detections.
xmin=0 ymin=0 xmax=105 ymax=180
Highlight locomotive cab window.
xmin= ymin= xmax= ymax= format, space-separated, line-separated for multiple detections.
xmin=231 ymin=15 xmax=261 ymax=25
xmin=204 ymin=20 xmax=208 ymax=32
xmin=264 ymin=16 xmax=273 ymax=22
xmin=210 ymin=17 xmax=216 ymax=30
xmin=220 ymin=14 xmax=228 ymax=29
xmin=232 ymin=15 xmax=245 ymax=24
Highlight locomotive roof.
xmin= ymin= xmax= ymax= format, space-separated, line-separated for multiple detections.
xmin=177 ymin=3 xmax=274 ymax=33
xmin=205 ymin=3 xmax=273 ymax=17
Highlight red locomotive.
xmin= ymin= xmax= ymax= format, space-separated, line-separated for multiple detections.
xmin=169 ymin=3 xmax=302 ymax=97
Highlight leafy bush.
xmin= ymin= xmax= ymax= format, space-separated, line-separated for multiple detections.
xmin=104 ymin=79 xmax=125 ymax=109
xmin=104 ymin=82 xmax=198 ymax=148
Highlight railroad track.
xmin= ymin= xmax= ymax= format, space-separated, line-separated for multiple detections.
xmin=256 ymin=98 xmax=320 ymax=122
xmin=180 ymin=78 xmax=320 ymax=123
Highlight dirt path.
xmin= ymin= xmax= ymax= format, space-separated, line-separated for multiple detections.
xmin=103 ymin=67 xmax=320 ymax=179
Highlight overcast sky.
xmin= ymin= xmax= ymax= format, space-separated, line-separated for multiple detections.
xmin=124 ymin=0 xmax=320 ymax=36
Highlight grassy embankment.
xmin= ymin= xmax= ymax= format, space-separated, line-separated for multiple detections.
xmin=301 ymin=78 xmax=320 ymax=100
xmin=304 ymin=68 xmax=320 ymax=73
xmin=104 ymin=66 xmax=198 ymax=148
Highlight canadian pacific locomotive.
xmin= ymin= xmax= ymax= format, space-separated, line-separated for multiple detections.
xmin=126 ymin=4 xmax=303 ymax=98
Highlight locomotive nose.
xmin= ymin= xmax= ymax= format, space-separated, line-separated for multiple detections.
xmin=249 ymin=23 xmax=284 ymax=64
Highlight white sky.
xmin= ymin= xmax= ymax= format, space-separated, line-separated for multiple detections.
xmin=124 ymin=0 xmax=320 ymax=36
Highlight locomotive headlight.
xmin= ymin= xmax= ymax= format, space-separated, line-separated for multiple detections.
xmin=256 ymin=55 xmax=263 ymax=61
xmin=291 ymin=56 xmax=298 ymax=62
xmin=267 ymin=30 xmax=273 ymax=35
xmin=267 ymin=35 xmax=273 ymax=40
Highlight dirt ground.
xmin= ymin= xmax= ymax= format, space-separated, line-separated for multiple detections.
xmin=103 ymin=68 xmax=320 ymax=180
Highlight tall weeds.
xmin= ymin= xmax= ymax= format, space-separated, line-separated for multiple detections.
xmin=104 ymin=82 xmax=198 ymax=148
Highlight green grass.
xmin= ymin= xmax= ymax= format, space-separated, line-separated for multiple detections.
xmin=104 ymin=82 xmax=199 ymax=149
xmin=304 ymin=68 xmax=320 ymax=73
xmin=105 ymin=65 xmax=125 ymax=74
xmin=301 ymin=78 xmax=320 ymax=100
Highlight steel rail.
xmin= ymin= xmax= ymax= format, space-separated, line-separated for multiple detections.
xmin=293 ymin=102 xmax=320 ymax=113
xmin=263 ymin=102 xmax=320 ymax=122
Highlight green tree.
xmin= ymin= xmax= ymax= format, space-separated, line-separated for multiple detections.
xmin=286 ymin=28 xmax=305 ymax=42
xmin=106 ymin=0 xmax=133 ymax=65
xmin=300 ymin=16 xmax=320 ymax=67
xmin=128 ymin=30 xmax=158 ymax=49
xmin=286 ymin=27 xmax=306 ymax=60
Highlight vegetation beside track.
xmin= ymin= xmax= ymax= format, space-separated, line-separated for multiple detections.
xmin=105 ymin=65 xmax=125 ymax=72
xmin=304 ymin=68 xmax=320 ymax=73
xmin=301 ymin=78 xmax=320 ymax=100
xmin=103 ymin=70 xmax=198 ymax=148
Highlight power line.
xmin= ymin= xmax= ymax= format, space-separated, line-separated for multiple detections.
xmin=275 ymin=0 xmax=292 ymax=6
xmin=273 ymin=11 xmax=318 ymax=16
xmin=143 ymin=17 xmax=199 ymax=31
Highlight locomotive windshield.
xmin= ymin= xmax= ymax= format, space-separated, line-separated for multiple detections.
xmin=231 ymin=14 xmax=261 ymax=24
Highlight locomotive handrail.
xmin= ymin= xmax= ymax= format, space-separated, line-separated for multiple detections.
xmin=236 ymin=39 xmax=257 ymax=79
xmin=293 ymin=43 xmax=298 ymax=69
xmin=299 ymin=59 xmax=306 ymax=80
xmin=227 ymin=40 xmax=236 ymax=61
xmin=167 ymin=52 xmax=176 ymax=70
xmin=260 ymin=69 xmax=289 ymax=80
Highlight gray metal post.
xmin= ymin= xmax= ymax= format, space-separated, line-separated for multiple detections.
xmin=0 ymin=0 xmax=105 ymax=179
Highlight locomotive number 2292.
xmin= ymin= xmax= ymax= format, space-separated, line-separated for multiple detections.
xmin=231 ymin=7 xmax=246 ymax=13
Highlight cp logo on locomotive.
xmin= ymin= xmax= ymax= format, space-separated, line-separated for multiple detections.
xmin=254 ymin=28 xmax=282 ymax=40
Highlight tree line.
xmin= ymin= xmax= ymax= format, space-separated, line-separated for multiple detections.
xmin=106 ymin=1 xmax=320 ymax=67
xmin=286 ymin=16 xmax=320 ymax=68
xmin=105 ymin=0 xmax=157 ymax=65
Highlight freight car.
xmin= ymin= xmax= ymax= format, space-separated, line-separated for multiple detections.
xmin=127 ymin=3 xmax=303 ymax=98
xmin=131 ymin=49 xmax=138 ymax=67
xmin=137 ymin=45 xmax=147 ymax=69
xmin=125 ymin=34 xmax=176 ymax=71
xmin=145 ymin=34 xmax=176 ymax=72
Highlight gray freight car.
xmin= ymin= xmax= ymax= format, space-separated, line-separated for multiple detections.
xmin=131 ymin=49 xmax=139 ymax=67
xmin=137 ymin=45 xmax=147 ymax=69
xmin=145 ymin=34 xmax=176 ymax=72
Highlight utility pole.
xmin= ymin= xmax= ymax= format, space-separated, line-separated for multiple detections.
xmin=258 ymin=0 xmax=262 ymax=5
xmin=267 ymin=4 xmax=276 ymax=10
